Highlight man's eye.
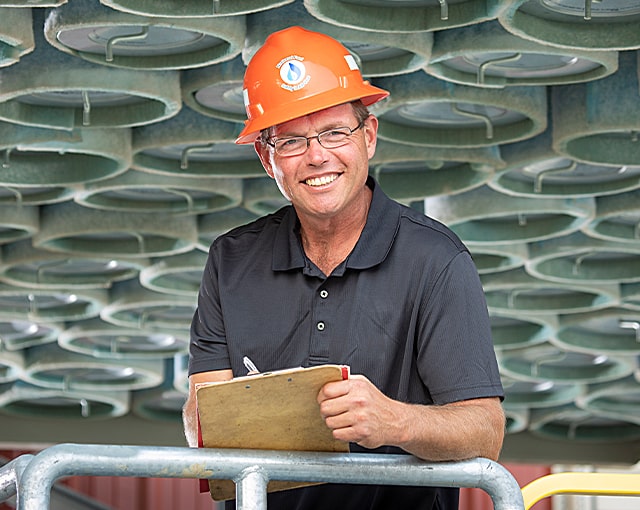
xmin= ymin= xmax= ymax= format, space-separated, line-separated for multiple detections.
xmin=279 ymin=138 xmax=302 ymax=147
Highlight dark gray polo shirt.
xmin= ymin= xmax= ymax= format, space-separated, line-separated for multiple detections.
xmin=189 ymin=177 xmax=503 ymax=510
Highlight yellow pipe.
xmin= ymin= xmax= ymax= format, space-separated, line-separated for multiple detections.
xmin=521 ymin=472 xmax=640 ymax=509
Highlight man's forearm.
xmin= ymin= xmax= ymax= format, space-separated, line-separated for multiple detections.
xmin=393 ymin=398 xmax=505 ymax=462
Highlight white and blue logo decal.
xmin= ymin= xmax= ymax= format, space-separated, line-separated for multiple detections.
xmin=277 ymin=56 xmax=310 ymax=91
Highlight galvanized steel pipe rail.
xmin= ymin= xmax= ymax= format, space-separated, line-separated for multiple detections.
xmin=1 ymin=454 xmax=34 ymax=505
xmin=17 ymin=444 xmax=525 ymax=510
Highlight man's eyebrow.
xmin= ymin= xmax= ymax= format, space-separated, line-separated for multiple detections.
xmin=275 ymin=121 xmax=354 ymax=137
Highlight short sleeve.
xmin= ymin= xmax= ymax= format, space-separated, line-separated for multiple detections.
xmin=416 ymin=251 xmax=503 ymax=404
xmin=188 ymin=248 xmax=232 ymax=375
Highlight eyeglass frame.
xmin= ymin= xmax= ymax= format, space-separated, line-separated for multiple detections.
xmin=263 ymin=118 xmax=367 ymax=157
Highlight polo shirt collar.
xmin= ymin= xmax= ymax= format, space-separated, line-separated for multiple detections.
xmin=272 ymin=177 xmax=400 ymax=272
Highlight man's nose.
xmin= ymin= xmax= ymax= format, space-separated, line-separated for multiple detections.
xmin=305 ymin=135 xmax=328 ymax=160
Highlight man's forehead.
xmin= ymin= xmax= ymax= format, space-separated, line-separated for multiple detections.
xmin=274 ymin=103 xmax=354 ymax=134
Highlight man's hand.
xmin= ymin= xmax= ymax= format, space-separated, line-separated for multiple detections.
xmin=317 ymin=374 xmax=404 ymax=449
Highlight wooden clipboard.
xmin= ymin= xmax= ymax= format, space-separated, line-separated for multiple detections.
xmin=196 ymin=364 xmax=350 ymax=501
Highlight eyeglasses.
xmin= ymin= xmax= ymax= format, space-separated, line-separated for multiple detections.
xmin=265 ymin=119 xmax=366 ymax=157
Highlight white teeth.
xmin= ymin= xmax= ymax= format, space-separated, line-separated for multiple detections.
xmin=306 ymin=174 xmax=337 ymax=187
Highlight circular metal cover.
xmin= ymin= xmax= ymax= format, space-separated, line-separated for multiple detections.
xmin=0 ymin=381 xmax=130 ymax=420
xmin=0 ymin=239 xmax=147 ymax=289
xmin=500 ymin=343 xmax=635 ymax=384
xmin=0 ymin=282 xmax=109 ymax=322
xmin=426 ymin=20 xmax=618 ymax=87
xmin=22 ymin=344 xmax=164 ymax=391
xmin=305 ymin=0 xmax=502 ymax=32
xmin=59 ymin=318 xmax=188 ymax=359
xmin=0 ymin=319 xmax=62 ymax=351
xmin=529 ymin=404 xmax=640 ymax=442
xmin=101 ymin=0 xmax=294 ymax=17
xmin=373 ymin=71 xmax=547 ymax=147
xmin=499 ymin=0 xmax=640 ymax=50
xmin=45 ymin=1 xmax=246 ymax=70
xmin=33 ymin=202 xmax=198 ymax=258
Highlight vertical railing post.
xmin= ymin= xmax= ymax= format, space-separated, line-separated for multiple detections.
xmin=0 ymin=455 xmax=34 ymax=506
xmin=235 ymin=466 xmax=269 ymax=510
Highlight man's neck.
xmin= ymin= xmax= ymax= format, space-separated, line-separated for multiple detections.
xmin=298 ymin=186 xmax=372 ymax=275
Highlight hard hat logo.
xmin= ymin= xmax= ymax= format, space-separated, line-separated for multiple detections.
xmin=281 ymin=61 xmax=304 ymax=85
xmin=278 ymin=58 xmax=309 ymax=91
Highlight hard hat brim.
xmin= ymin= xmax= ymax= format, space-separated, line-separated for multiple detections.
xmin=235 ymin=85 xmax=389 ymax=145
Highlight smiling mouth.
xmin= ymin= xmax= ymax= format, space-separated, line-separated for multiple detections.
xmin=305 ymin=174 xmax=338 ymax=187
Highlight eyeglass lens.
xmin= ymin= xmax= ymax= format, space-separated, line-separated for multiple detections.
xmin=272 ymin=121 xmax=364 ymax=156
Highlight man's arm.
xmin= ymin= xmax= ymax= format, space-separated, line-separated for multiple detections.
xmin=182 ymin=369 xmax=233 ymax=447
xmin=318 ymin=374 xmax=505 ymax=461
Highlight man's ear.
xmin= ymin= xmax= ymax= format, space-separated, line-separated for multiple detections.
xmin=364 ymin=115 xmax=379 ymax=160
xmin=254 ymin=140 xmax=275 ymax=179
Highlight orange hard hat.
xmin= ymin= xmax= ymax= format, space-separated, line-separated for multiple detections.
xmin=235 ymin=26 xmax=389 ymax=144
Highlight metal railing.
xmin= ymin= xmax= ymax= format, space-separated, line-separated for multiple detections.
xmin=521 ymin=471 xmax=640 ymax=509
xmin=12 ymin=443 xmax=525 ymax=510
xmin=1 ymin=454 xmax=34 ymax=507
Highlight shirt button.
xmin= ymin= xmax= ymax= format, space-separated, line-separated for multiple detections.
xmin=317 ymin=322 xmax=325 ymax=331
xmin=320 ymin=289 xmax=328 ymax=299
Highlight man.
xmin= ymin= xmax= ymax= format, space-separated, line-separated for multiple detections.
xmin=183 ymin=26 xmax=505 ymax=509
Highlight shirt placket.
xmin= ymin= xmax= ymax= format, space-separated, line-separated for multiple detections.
xmin=308 ymin=281 xmax=333 ymax=365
